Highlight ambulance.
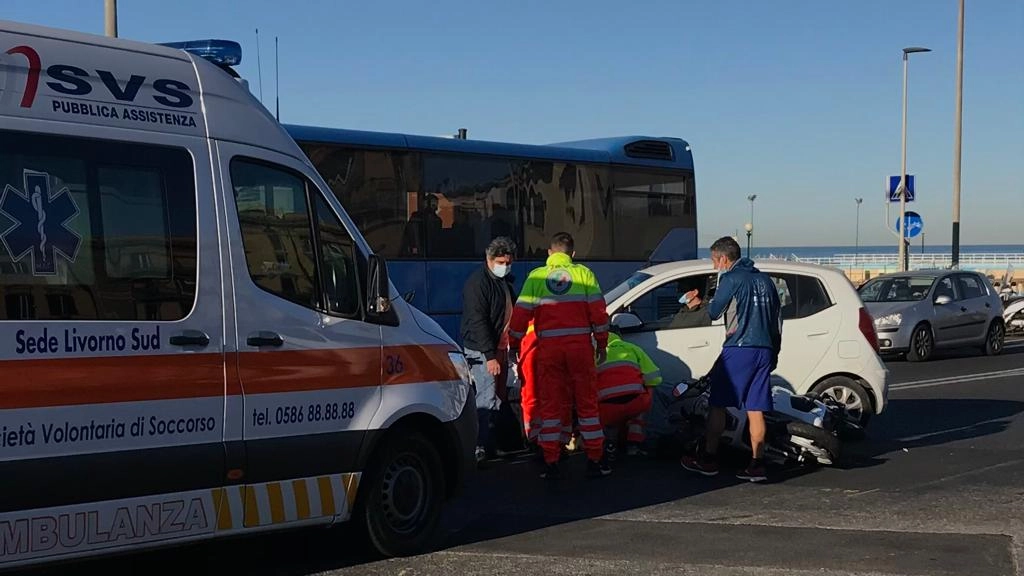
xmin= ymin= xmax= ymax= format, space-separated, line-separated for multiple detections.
xmin=0 ymin=19 xmax=476 ymax=569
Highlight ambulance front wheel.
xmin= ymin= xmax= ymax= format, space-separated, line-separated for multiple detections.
xmin=359 ymin=431 xmax=445 ymax=557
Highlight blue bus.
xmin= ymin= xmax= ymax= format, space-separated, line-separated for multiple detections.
xmin=287 ymin=125 xmax=697 ymax=340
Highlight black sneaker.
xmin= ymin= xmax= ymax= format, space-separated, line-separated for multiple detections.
xmin=736 ymin=460 xmax=768 ymax=483
xmin=540 ymin=462 xmax=561 ymax=480
xmin=680 ymin=453 xmax=720 ymax=476
xmin=604 ymin=441 xmax=618 ymax=464
xmin=586 ymin=459 xmax=612 ymax=479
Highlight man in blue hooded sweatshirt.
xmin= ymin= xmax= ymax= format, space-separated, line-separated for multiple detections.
xmin=680 ymin=236 xmax=782 ymax=482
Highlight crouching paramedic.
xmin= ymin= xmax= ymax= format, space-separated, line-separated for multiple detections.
xmin=509 ymin=232 xmax=611 ymax=480
xmin=597 ymin=327 xmax=662 ymax=461
xmin=518 ymin=321 xmax=541 ymax=445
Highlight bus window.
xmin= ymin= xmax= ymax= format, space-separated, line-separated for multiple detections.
xmin=299 ymin=144 xmax=410 ymax=259
xmin=611 ymin=169 xmax=695 ymax=260
xmin=521 ymin=162 xmax=613 ymax=260
xmin=421 ymin=154 xmax=518 ymax=259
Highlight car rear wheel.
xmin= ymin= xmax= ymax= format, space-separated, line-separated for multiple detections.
xmin=810 ymin=376 xmax=871 ymax=436
xmin=906 ymin=322 xmax=934 ymax=362
xmin=982 ymin=320 xmax=1005 ymax=356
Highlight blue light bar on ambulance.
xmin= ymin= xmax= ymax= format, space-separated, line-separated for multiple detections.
xmin=159 ymin=39 xmax=242 ymax=66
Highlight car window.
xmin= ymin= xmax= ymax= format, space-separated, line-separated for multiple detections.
xmin=859 ymin=276 xmax=936 ymax=302
xmin=768 ymin=273 xmax=832 ymax=320
xmin=955 ymin=274 xmax=984 ymax=300
xmin=0 ymin=129 xmax=196 ymax=321
xmin=315 ymin=194 xmax=361 ymax=316
xmin=933 ymin=277 xmax=959 ymax=301
xmin=604 ymin=271 xmax=652 ymax=304
xmin=624 ymin=273 xmax=715 ymax=331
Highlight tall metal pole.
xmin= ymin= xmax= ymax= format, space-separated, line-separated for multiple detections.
xmin=952 ymin=0 xmax=965 ymax=268
xmin=104 ymin=0 xmax=118 ymax=38
xmin=897 ymin=47 xmax=931 ymax=271
xmin=898 ymin=52 xmax=909 ymax=272
xmin=746 ymin=194 xmax=757 ymax=254
xmin=855 ymin=198 xmax=863 ymax=262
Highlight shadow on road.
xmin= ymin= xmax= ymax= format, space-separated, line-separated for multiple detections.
xmin=841 ymin=397 xmax=1024 ymax=469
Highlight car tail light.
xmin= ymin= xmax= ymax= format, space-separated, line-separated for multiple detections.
xmin=858 ymin=307 xmax=879 ymax=353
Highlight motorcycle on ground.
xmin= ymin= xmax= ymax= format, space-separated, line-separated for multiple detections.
xmin=672 ymin=376 xmax=848 ymax=466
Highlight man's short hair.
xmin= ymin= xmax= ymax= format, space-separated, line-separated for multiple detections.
xmin=550 ymin=232 xmax=575 ymax=254
xmin=710 ymin=236 xmax=741 ymax=262
xmin=486 ymin=236 xmax=516 ymax=260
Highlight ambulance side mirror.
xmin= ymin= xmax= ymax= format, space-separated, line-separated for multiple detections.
xmin=367 ymin=254 xmax=393 ymax=317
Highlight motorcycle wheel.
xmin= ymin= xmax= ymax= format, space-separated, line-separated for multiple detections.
xmin=781 ymin=421 xmax=841 ymax=465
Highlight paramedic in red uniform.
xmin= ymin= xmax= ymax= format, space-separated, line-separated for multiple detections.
xmin=509 ymin=232 xmax=611 ymax=479
xmin=596 ymin=326 xmax=663 ymax=462
xmin=517 ymin=322 xmax=540 ymax=445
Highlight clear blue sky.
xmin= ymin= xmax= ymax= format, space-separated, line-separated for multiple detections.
xmin=6 ymin=1 xmax=1022 ymax=247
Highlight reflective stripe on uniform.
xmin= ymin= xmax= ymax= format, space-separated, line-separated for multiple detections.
xmin=537 ymin=326 xmax=593 ymax=338
xmin=598 ymin=360 xmax=640 ymax=373
xmin=592 ymin=323 xmax=610 ymax=333
xmin=537 ymin=294 xmax=592 ymax=305
xmin=577 ymin=417 xmax=601 ymax=428
xmin=579 ymin=428 xmax=604 ymax=440
xmin=643 ymin=370 xmax=662 ymax=384
xmin=597 ymin=382 xmax=645 ymax=400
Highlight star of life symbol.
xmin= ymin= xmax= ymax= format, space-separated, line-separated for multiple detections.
xmin=0 ymin=170 xmax=82 ymax=276
xmin=545 ymin=269 xmax=573 ymax=295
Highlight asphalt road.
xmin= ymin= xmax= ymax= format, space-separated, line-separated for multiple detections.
xmin=24 ymin=338 xmax=1024 ymax=576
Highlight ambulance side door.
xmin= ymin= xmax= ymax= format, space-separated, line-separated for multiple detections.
xmin=217 ymin=141 xmax=382 ymax=526
xmin=0 ymin=126 xmax=226 ymax=526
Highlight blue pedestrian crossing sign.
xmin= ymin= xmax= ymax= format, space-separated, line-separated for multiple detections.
xmin=896 ymin=211 xmax=924 ymax=238
xmin=888 ymin=175 xmax=915 ymax=202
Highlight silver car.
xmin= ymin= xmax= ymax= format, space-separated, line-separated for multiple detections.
xmin=858 ymin=270 xmax=1006 ymax=361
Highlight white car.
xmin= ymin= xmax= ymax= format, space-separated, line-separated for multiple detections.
xmin=604 ymin=260 xmax=888 ymax=429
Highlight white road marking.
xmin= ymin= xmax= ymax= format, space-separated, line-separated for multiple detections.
xmin=889 ymin=368 xmax=1024 ymax=391
xmin=897 ymin=415 xmax=1012 ymax=442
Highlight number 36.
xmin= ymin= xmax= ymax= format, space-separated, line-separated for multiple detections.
xmin=385 ymin=354 xmax=404 ymax=375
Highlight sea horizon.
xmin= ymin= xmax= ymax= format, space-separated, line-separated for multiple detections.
xmin=698 ymin=243 xmax=1024 ymax=259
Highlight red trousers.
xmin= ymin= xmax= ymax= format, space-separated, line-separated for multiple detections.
xmin=536 ymin=340 xmax=604 ymax=463
xmin=519 ymin=346 xmax=540 ymax=444
xmin=598 ymin=391 xmax=652 ymax=444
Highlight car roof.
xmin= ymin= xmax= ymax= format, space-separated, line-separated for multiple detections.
xmin=869 ymin=269 xmax=971 ymax=280
xmin=638 ymin=259 xmax=846 ymax=277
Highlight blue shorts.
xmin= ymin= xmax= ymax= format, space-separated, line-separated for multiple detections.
xmin=708 ymin=347 xmax=774 ymax=412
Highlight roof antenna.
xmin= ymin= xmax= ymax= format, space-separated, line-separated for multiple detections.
xmin=274 ymin=35 xmax=280 ymax=121
xmin=255 ymin=28 xmax=264 ymax=102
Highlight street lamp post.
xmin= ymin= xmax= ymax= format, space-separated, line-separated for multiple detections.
xmin=746 ymin=194 xmax=757 ymax=255
xmin=855 ymin=197 xmax=863 ymax=268
xmin=104 ymin=0 xmax=117 ymax=37
xmin=897 ymin=46 xmax=931 ymax=272
xmin=952 ymin=0 xmax=965 ymax=268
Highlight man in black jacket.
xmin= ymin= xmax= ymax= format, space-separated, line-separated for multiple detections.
xmin=461 ymin=236 xmax=516 ymax=463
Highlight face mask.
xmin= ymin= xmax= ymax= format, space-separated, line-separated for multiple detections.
xmin=678 ymin=293 xmax=691 ymax=305
xmin=491 ymin=263 xmax=510 ymax=278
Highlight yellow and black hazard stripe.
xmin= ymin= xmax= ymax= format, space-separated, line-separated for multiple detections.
xmin=210 ymin=473 xmax=360 ymax=530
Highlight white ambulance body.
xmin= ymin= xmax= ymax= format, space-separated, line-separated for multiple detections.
xmin=0 ymin=19 xmax=476 ymax=569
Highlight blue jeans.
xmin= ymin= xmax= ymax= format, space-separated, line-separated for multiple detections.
xmin=464 ymin=348 xmax=508 ymax=451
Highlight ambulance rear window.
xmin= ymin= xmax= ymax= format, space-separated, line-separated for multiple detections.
xmin=0 ymin=129 xmax=197 ymax=321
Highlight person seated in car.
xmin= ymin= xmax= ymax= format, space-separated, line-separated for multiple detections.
xmin=668 ymin=279 xmax=713 ymax=329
